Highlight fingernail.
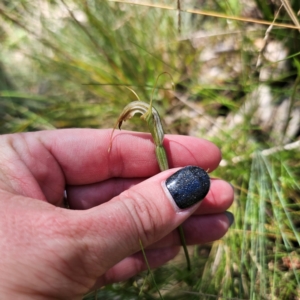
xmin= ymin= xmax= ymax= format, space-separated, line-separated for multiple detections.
xmin=224 ymin=211 xmax=234 ymax=227
xmin=165 ymin=166 xmax=210 ymax=209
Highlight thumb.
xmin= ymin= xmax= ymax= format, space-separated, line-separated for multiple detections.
xmin=78 ymin=166 xmax=210 ymax=272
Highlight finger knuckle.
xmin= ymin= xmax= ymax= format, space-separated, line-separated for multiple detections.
xmin=120 ymin=189 xmax=163 ymax=245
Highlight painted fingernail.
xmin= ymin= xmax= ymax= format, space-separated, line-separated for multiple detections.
xmin=165 ymin=166 xmax=210 ymax=209
xmin=224 ymin=211 xmax=234 ymax=227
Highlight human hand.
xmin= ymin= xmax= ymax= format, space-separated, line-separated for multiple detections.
xmin=0 ymin=129 xmax=234 ymax=299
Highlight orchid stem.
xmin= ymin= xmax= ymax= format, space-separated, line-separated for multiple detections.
xmin=110 ymin=74 xmax=191 ymax=271
xmin=178 ymin=225 xmax=191 ymax=271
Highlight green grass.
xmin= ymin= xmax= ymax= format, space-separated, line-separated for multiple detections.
xmin=1 ymin=0 xmax=300 ymax=299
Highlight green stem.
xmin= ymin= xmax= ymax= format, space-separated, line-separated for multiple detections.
xmin=112 ymin=91 xmax=191 ymax=271
xmin=139 ymin=239 xmax=164 ymax=300
xmin=154 ymin=144 xmax=191 ymax=271
xmin=178 ymin=225 xmax=191 ymax=271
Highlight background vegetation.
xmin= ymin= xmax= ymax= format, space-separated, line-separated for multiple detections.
xmin=1 ymin=0 xmax=300 ymax=299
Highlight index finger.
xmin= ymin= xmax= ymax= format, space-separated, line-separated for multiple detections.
xmin=39 ymin=128 xmax=221 ymax=184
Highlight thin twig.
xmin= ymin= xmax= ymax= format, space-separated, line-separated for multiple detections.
xmin=281 ymin=0 xmax=300 ymax=32
xmin=281 ymin=73 xmax=300 ymax=143
xmin=139 ymin=239 xmax=164 ymax=300
xmin=177 ymin=0 xmax=181 ymax=34
xmin=220 ymin=140 xmax=300 ymax=167
xmin=110 ymin=0 xmax=300 ymax=30
xmin=256 ymin=5 xmax=283 ymax=69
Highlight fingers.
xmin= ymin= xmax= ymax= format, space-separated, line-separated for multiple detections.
xmin=74 ymin=167 xmax=212 ymax=273
xmin=1 ymin=129 xmax=221 ymax=202
xmin=37 ymin=128 xmax=221 ymax=184
xmin=67 ymin=178 xmax=142 ymax=209
xmin=194 ymin=179 xmax=234 ymax=214
xmin=98 ymin=213 xmax=233 ymax=284
xmin=94 ymin=212 xmax=232 ymax=287
xmin=1 ymin=127 xmax=223 ymax=203
xmin=149 ymin=213 xmax=232 ymax=249
xmin=67 ymin=179 xmax=234 ymax=214
xmin=95 ymin=247 xmax=180 ymax=287
xmin=68 ymin=178 xmax=234 ymax=251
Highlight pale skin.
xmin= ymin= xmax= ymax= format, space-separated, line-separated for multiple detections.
xmin=0 ymin=129 xmax=234 ymax=299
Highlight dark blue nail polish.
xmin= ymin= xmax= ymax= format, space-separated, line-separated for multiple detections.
xmin=165 ymin=166 xmax=210 ymax=209
xmin=224 ymin=211 xmax=234 ymax=227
